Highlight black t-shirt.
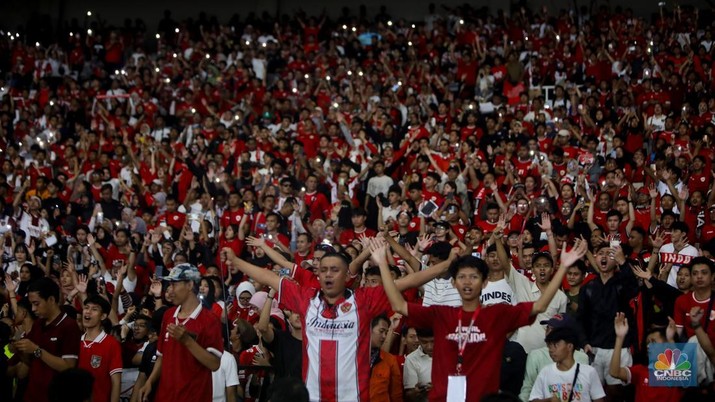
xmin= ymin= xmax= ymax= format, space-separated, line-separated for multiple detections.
xmin=138 ymin=341 xmax=158 ymax=375
xmin=264 ymin=330 xmax=302 ymax=379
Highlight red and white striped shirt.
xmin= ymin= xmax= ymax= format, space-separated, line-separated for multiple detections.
xmin=278 ymin=278 xmax=390 ymax=402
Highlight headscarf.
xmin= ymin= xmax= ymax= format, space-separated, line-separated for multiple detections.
xmin=249 ymin=291 xmax=285 ymax=322
xmin=235 ymin=282 xmax=256 ymax=309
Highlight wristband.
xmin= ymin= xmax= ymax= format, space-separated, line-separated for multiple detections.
xmin=691 ymin=321 xmax=701 ymax=330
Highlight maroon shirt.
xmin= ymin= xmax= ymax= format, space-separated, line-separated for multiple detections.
xmin=25 ymin=312 xmax=82 ymax=402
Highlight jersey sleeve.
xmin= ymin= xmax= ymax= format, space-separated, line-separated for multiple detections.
xmin=278 ymin=276 xmax=310 ymax=315
xmin=504 ymin=302 xmax=536 ymax=333
xmin=59 ymin=320 xmax=81 ymax=360
xmin=405 ymin=302 xmax=437 ymax=330
xmin=109 ymin=339 xmax=124 ymax=376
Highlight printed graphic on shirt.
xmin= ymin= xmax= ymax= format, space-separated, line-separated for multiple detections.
xmin=446 ymin=325 xmax=487 ymax=344
xmin=548 ymin=382 xmax=583 ymax=401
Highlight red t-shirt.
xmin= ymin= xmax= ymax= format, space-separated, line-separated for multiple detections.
xmin=673 ymin=291 xmax=715 ymax=340
xmin=627 ymin=364 xmax=683 ymax=402
xmin=406 ymin=302 xmax=535 ymax=402
xmin=155 ymin=304 xmax=224 ymax=402
xmin=78 ymin=331 xmax=123 ymax=402
xmin=25 ymin=313 xmax=82 ymax=402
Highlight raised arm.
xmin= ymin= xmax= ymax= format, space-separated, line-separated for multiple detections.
xmin=222 ymin=247 xmax=281 ymax=291
xmin=532 ymin=239 xmax=587 ymax=315
xmin=256 ymin=288 xmax=277 ymax=344
xmin=371 ymin=240 xmax=408 ymax=316
xmin=394 ymin=247 xmax=458 ymax=291
xmin=609 ymin=312 xmax=630 ymax=382
xmin=246 ymin=236 xmax=293 ymax=270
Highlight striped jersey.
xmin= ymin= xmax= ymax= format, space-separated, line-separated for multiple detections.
xmin=278 ymin=278 xmax=389 ymax=402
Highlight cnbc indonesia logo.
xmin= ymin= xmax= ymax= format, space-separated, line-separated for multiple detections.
xmin=653 ymin=348 xmax=692 ymax=381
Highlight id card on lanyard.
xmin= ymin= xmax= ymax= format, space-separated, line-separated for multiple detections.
xmin=447 ymin=307 xmax=480 ymax=402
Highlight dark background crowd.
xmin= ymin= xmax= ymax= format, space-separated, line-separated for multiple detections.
xmin=1 ymin=1 xmax=715 ymax=402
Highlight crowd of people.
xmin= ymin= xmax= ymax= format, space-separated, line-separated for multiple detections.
xmin=1 ymin=2 xmax=715 ymax=402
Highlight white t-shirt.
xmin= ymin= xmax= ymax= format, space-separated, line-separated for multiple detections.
xmin=530 ymin=363 xmax=606 ymax=402
xmin=422 ymin=277 xmax=462 ymax=307
xmin=661 ymin=243 xmax=700 ymax=287
xmin=212 ymin=351 xmax=240 ymax=402
xmin=480 ymin=278 xmax=515 ymax=306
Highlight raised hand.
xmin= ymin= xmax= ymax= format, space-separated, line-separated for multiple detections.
xmin=560 ymin=238 xmax=588 ymax=268
xmin=76 ymin=274 xmax=88 ymax=294
xmin=246 ymin=236 xmax=266 ymax=248
xmin=149 ymin=277 xmax=163 ymax=298
xmin=648 ymin=183 xmax=658 ymax=199
xmin=614 ymin=312 xmax=629 ymax=338
xmin=650 ymin=231 xmax=666 ymax=250
xmin=368 ymin=238 xmax=388 ymax=267
xmin=4 ymin=274 xmax=17 ymax=295
xmin=537 ymin=212 xmax=552 ymax=232
xmin=631 ymin=264 xmax=652 ymax=281
xmin=666 ymin=316 xmax=677 ymax=342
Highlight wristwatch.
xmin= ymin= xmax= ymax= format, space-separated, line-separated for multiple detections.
xmin=33 ymin=348 xmax=42 ymax=358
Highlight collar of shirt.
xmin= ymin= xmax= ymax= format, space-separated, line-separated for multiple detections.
xmin=173 ymin=302 xmax=203 ymax=321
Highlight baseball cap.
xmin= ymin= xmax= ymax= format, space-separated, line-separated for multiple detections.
xmin=539 ymin=313 xmax=575 ymax=329
xmin=557 ymin=129 xmax=570 ymax=137
xmin=162 ymin=263 xmax=202 ymax=283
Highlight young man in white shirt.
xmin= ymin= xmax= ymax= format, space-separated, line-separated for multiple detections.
xmin=659 ymin=222 xmax=700 ymax=287
xmin=403 ymin=328 xmax=433 ymax=402
xmin=530 ymin=327 xmax=606 ymax=402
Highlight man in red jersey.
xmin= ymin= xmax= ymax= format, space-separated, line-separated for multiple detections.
xmin=138 ymin=263 xmax=223 ymax=402
xmin=222 ymin=246 xmax=390 ymax=402
xmin=78 ymin=295 xmax=123 ymax=402
xmin=14 ymin=277 xmax=81 ymax=402
xmin=374 ymin=238 xmax=587 ymax=402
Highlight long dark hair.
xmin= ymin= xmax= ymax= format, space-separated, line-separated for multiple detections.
xmin=200 ymin=278 xmax=216 ymax=309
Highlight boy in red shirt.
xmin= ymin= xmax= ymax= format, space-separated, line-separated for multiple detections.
xmin=138 ymin=263 xmax=223 ymax=402
xmin=78 ymin=295 xmax=123 ymax=402
xmin=374 ymin=239 xmax=587 ymax=402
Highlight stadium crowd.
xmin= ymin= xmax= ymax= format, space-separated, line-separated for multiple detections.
xmin=1 ymin=2 xmax=715 ymax=402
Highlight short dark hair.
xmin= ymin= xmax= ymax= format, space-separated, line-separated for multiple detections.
xmin=688 ymin=256 xmax=715 ymax=275
xmin=320 ymin=252 xmax=352 ymax=268
xmin=28 ymin=277 xmax=60 ymax=303
xmin=448 ymin=256 xmax=489 ymax=280
xmin=83 ymin=295 xmax=111 ymax=314
xmin=371 ymin=314 xmax=390 ymax=329
xmin=415 ymin=327 xmax=434 ymax=338
xmin=606 ymin=209 xmax=622 ymax=221
xmin=671 ymin=221 xmax=689 ymax=234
